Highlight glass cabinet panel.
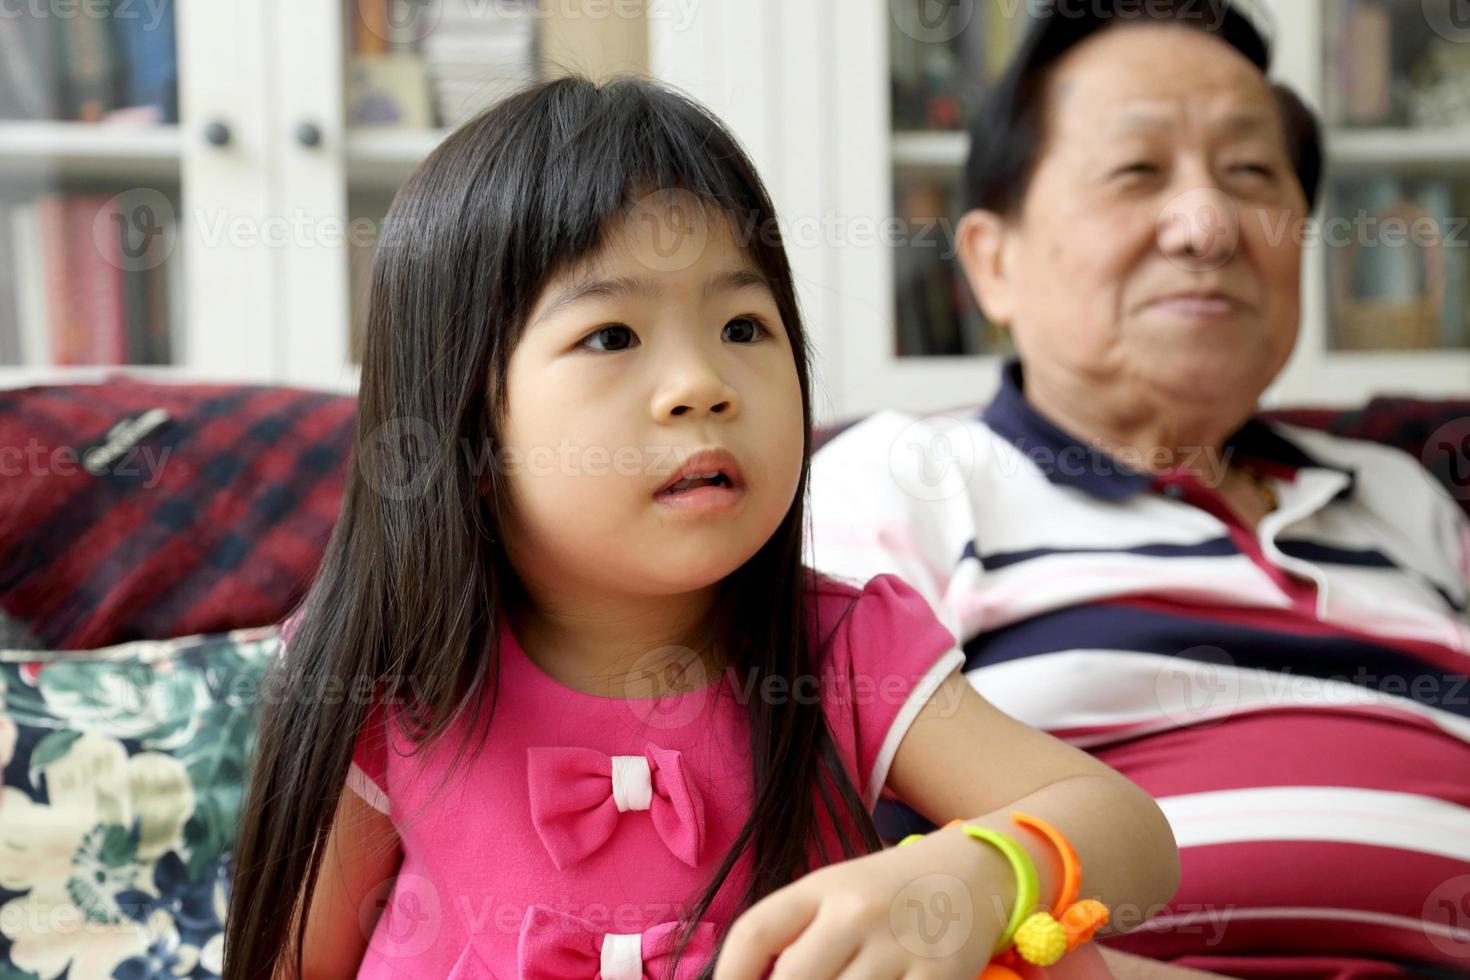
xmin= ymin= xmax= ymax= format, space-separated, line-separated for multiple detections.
xmin=0 ymin=1 xmax=182 ymax=370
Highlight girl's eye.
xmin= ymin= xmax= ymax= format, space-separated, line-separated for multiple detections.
xmin=1116 ymin=162 xmax=1160 ymax=178
xmin=723 ymin=316 xmax=769 ymax=344
xmin=578 ymin=324 xmax=639 ymax=353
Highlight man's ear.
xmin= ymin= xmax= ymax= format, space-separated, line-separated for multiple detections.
xmin=954 ymin=209 xmax=1016 ymax=327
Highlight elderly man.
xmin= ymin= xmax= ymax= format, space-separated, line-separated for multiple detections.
xmin=808 ymin=1 xmax=1470 ymax=977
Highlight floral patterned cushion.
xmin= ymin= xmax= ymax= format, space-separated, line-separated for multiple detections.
xmin=0 ymin=626 xmax=283 ymax=980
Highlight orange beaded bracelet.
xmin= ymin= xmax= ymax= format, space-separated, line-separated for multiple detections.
xmin=987 ymin=811 xmax=1109 ymax=974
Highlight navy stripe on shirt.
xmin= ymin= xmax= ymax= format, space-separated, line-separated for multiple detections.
xmin=962 ymin=600 xmax=1470 ymax=719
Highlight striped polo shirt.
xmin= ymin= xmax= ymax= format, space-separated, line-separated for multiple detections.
xmin=806 ymin=361 xmax=1470 ymax=978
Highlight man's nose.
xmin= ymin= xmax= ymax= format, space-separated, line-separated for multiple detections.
xmin=1156 ymin=184 xmax=1241 ymax=271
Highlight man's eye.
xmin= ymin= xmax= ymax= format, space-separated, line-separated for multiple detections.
xmin=1232 ymin=162 xmax=1276 ymax=178
xmin=578 ymin=325 xmax=638 ymax=352
xmin=723 ymin=316 xmax=769 ymax=344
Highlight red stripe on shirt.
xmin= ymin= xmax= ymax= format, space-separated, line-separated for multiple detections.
xmin=1091 ymin=707 xmax=1470 ymax=806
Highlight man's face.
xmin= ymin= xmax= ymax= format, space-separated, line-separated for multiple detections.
xmin=985 ymin=23 xmax=1309 ymax=416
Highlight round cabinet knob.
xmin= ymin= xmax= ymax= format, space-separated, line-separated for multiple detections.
xmin=295 ymin=121 xmax=323 ymax=148
xmin=203 ymin=120 xmax=231 ymax=147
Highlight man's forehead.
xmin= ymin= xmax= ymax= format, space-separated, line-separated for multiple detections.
xmin=1046 ymin=24 xmax=1270 ymax=110
xmin=1095 ymin=99 xmax=1279 ymax=136
xmin=1044 ymin=46 xmax=1275 ymax=141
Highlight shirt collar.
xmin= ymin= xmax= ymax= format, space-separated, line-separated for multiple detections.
xmin=980 ymin=359 xmax=1357 ymax=501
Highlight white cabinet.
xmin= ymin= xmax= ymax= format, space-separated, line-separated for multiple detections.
xmin=0 ymin=0 xmax=636 ymax=393
xmin=6 ymin=0 xmax=1466 ymax=413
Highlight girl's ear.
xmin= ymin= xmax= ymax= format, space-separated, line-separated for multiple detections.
xmin=954 ymin=209 xmax=1017 ymax=328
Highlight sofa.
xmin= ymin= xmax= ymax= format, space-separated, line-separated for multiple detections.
xmin=1 ymin=376 xmax=1467 ymax=978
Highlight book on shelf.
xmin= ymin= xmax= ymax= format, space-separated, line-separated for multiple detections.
xmin=115 ymin=187 xmax=172 ymax=365
xmin=0 ymin=9 xmax=60 ymax=120
xmin=3 ymin=191 xmax=176 ymax=368
xmin=1340 ymin=0 xmax=1393 ymax=126
xmin=0 ymin=0 xmax=178 ymax=124
xmin=59 ymin=0 xmax=120 ymax=122
xmin=347 ymin=0 xmax=537 ymax=129
xmin=356 ymin=0 xmax=390 ymax=56
xmin=56 ymin=193 xmax=128 ymax=363
xmin=347 ymin=54 xmax=434 ymax=128
xmin=1331 ymin=176 xmax=1460 ymax=351
xmin=386 ymin=0 xmax=432 ymax=53
xmin=112 ymin=0 xmax=179 ymax=124
xmin=424 ymin=0 xmax=537 ymax=128
xmin=1416 ymin=180 xmax=1468 ymax=349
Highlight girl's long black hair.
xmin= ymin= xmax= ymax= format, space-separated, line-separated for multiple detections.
xmin=224 ymin=75 xmax=882 ymax=980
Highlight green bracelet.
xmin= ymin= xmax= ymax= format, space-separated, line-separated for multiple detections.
xmin=897 ymin=821 xmax=1040 ymax=956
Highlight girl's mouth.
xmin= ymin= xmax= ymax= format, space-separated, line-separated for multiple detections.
xmin=654 ymin=475 xmax=744 ymax=515
xmin=662 ymin=473 xmax=732 ymax=494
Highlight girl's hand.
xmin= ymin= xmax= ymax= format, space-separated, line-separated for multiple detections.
xmin=712 ymin=825 xmax=1007 ymax=980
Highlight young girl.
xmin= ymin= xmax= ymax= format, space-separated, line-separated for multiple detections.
xmin=224 ymin=76 xmax=1180 ymax=980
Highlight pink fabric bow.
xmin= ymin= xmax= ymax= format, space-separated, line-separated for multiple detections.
xmin=526 ymin=743 xmax=706 ymax=870
xmin=517 ymin=905 xmax=717 ymax=980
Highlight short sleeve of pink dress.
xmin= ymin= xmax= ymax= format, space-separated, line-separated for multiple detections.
xmin=814 ymin=572 xmax=967 ymax=811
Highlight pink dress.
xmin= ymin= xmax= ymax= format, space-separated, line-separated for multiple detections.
xmin=305 ymin=572 xmax=963 ymax=979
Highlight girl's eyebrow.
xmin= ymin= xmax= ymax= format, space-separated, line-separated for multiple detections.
xmin=529 ymin=268 xmax=774 ymax=330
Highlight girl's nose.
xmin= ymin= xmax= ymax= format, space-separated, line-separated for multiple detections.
xmin=652 ymin=359 xmax=739 ymax=419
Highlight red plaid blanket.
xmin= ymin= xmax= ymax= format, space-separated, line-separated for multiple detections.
xmin=0 ymin=377 xmax=354 ymax=648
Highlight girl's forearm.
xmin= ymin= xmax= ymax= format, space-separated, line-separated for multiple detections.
xmin=936 ymin=772 xmax=1182 ymax=942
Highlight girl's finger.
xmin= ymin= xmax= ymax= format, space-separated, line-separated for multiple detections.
xmin=763 ymin=909 xmax=862 ymax=980
xmin=835 ymin=946 xmax=906 ymax=980
xmin=712 ymin=888 xmax=820 ymax=980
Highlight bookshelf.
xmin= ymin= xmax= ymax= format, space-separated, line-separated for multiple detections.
xmin=4 ymin=0 xmax=1467 ymax=414
xmin=0 ymin=0 xmax=648 ymax=392
xmin=1266 ymin=0 xmax=1470 ymax=405
xmin=0 ymin=120 xmax=182 ymax=178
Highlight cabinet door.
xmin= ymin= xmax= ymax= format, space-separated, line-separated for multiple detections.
xmin=177 ymin=0 xmax=279 ymax=380
xmin=271 ymin=0 xmax=351 ymax=390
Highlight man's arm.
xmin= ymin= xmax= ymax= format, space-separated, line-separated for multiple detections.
xmin=1099 ymin=947 xmax=1234 ymax=980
